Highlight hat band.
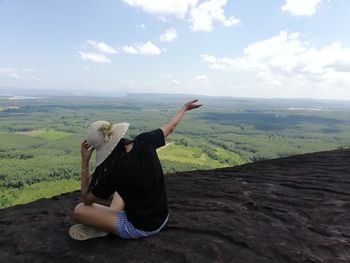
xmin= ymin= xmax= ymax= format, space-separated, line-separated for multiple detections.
xmin=95 ymin=138 xmax=106 ymax=151
xmin=95 ymin=134 xmax=113 ymax=151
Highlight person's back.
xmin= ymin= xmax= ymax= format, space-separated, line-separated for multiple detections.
xmin=90 ymin=129 xmax=168 ymax=231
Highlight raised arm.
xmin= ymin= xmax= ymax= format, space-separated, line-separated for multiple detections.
xmin=161 ymin=99 xmax=202 ymax=139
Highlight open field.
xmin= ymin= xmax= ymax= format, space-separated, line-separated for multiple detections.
xmin=16 ymin=129 xmax=74 ymax=140
xmin=0 ymin=94 xmax=349 ymax=208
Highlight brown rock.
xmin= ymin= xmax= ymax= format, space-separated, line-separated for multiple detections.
xmin=1 ymin=150 xmax=350 ymax=263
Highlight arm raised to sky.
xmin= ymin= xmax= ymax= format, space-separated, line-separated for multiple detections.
xmin=161 ymin=99 xmax=202 ymax=139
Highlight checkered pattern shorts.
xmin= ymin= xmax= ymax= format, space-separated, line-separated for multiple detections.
xmin=116 ymin=210 xmax=169 ymax=239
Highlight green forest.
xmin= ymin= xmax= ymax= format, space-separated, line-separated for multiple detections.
xmin=1 ymin=94 xmax=350 ymax=208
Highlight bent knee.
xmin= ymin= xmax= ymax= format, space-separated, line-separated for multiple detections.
xmin=73 ymin=203 xmax=86 ymax=220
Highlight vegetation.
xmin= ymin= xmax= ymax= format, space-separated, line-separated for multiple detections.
xmin=1 ymin=94 xmax=350 ymax=208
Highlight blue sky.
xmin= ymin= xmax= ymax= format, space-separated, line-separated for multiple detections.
xmin=1 ymin=0 xmax=350 ymax=99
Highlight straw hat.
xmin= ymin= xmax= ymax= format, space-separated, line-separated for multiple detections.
xmin=86 ymin=120 xmax=129 ymax=167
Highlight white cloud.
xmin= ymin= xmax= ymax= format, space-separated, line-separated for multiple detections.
xmin=123 ymin=0 xmax=198 ymax=17
xmin=79 ymin=40 xmax=116 ymax=63
xmin=172 ymin=79 xmax=180 ymax=85
xmin=122 ymin=41 xmax=162 ymax=55
xmin=0 ymin=67 xmax=13 ymax=74
xmin=79 ymin=51 xmax=111 ymax=63
xmin=282 ymin=0 xmax=322 ymax=16
xmin=195 ymin=75 xmax=208 ymax=81
xmin=87 ymin=40 xmax=117 ymax=54
xmin=189 ymin=0 xmax=240 ymax=32
xmin=122 ymin=46 xmax=138 ymax=54
xmin=159 ymin=28 xmax=178 ymax=42
xmin=123 ymin=0 xmax=239 ymax=32
xmin=0 ymin=67 xmax=41 ymax=81
xmin=23 ymin=68 xmax=36 ymax=72
xmin=138 ymin=41 xmax=161 ymax=55
xmin=331 ymin=61 xmax=350 ymax=72
xmin=137 ymin=23 xmax=146 ymax=29
xmin=201 ymin=30 xmax=350 ymax=98
xmin=9 ymin=72 xmax=22 ymax=80
xmin=161 ymin=74 xmax=173 ymax=78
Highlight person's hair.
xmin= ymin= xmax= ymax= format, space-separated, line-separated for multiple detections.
xmin=88 ymin=138 xmax=133 ymax=192
xmin=120 ymin=138 xmax=133 ymax=146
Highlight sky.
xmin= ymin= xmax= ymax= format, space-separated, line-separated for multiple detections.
xmin=0 ymin=0 xmax=350 ymax=100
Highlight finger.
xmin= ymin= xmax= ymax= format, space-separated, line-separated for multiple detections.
xmin=188 ymin=104 xmax=202 ymax=110
xmin=186 ymin=99 xmax=197 ymax=105
xmin=82 ymin=141 xmax=91 ymax=149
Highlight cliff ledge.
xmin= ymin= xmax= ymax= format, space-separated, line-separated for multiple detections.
xmin=1 ymin=150 xmax=350 ymax=263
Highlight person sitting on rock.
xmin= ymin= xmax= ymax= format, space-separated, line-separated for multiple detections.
xmin=69 ymin=99 xmax=202 ymax=240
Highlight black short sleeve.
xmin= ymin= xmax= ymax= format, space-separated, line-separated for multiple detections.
xmin=84 ymin=128 xmax=168 ymax=231
xmin=89 ymin=165 xmax=115 ymax=200
xmin=135 ymin=128 xmax=165 ymax=149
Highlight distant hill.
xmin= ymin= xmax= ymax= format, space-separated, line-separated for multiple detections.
xmin=0 ymin=87 xmax=126 ymax=98
xmin=1 ymin=87 xmax=350 ymax=109
xmin=123 ymin=93 xmax=350 ymax=110
xmin=0 ymin=87 xmax=75 ymax=97
xmin=1 ymin=149 xmax=349 ymax=262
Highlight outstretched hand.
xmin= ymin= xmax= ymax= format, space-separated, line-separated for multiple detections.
xmin=183 ymin=99 xmax=202 ymax=111
xmin=161 ymin=99 xmax=203 ymax=138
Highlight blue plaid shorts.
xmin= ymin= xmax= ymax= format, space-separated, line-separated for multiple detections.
xmin=116 ymin=210 xmax=169 ymax=239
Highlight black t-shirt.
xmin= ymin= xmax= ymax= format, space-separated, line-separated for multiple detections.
xmin=89 ymin=128 xmax=168 ymax=231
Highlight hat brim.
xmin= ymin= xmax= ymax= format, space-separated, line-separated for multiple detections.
xmin=95 ymin=122 xmax=129 ymax=167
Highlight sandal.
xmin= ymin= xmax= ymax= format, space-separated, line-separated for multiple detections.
xmin=69 ymin=224 xmax=109 ymax=241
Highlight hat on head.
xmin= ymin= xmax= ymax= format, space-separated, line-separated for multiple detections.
xmin=86 ymin=120 xmax=129 ymax=167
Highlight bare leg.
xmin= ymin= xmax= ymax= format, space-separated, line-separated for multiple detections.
xmin=73 ymin=192 xmax=125 ymax=235
xmin=74 ymin=203 xmax=118 ymax=234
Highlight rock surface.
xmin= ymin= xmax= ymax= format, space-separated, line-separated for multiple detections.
xmin=1 ymin=150 xmax=350 ymax=263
